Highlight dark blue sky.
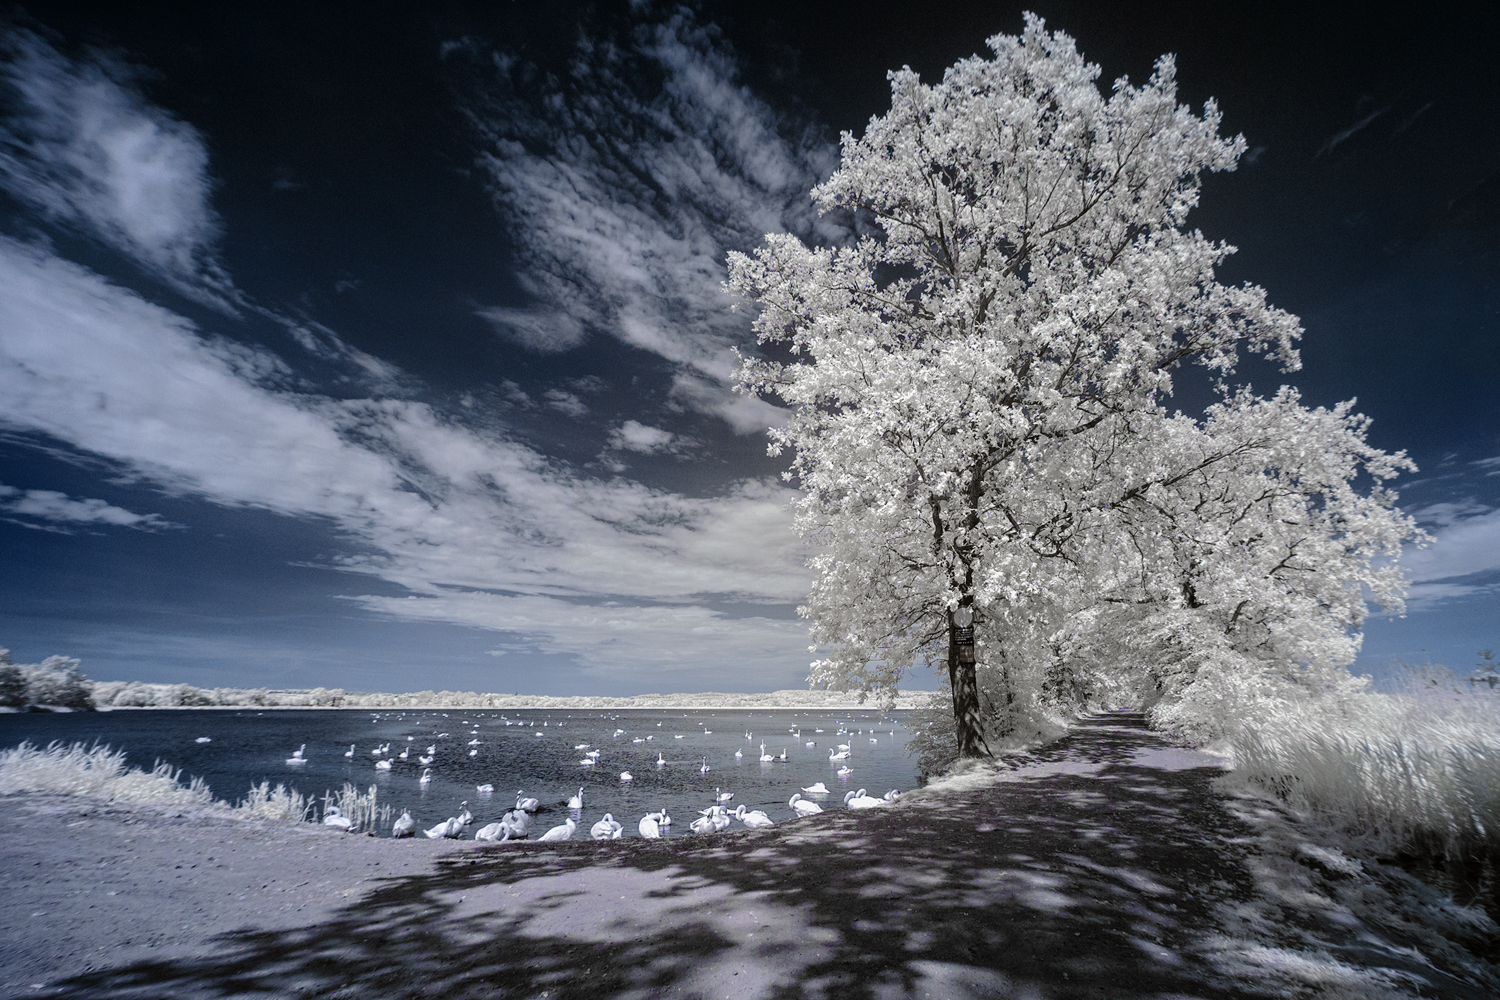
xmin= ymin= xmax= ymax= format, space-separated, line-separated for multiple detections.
xmin=1 ymin=2 xmax=1496 ymax=694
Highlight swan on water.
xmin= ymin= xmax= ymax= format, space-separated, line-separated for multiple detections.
xmin=688 ymin=812 xmax=714 ymax=834
xmin=423 ymin=818 xmax=458 ymax=839
xmin=476 ymin=783 xmax=494 ymax=794
xmin=656 ymin=753 xmax=666 ymax=766
xmin=733 ymin=805 xmax=774 ymax=829
xmin=619 ymin=771 xmax=632 ymax=781
xmin=591 ymin=813 xmax=624 ymax=839
xmin=419 ymin=768 xmax=432 ymax=786
xmin=837 ymin=765 xmax=853 ymax=777
xmin=568 ymin=787 xmax=584 ymax=810
xmin=539 ymin=816 xmax=576 ymax=841
xmin=515 ymin=791 xmax=539 ymax=812
xmin=574 ymin=744 xmax=590 ymax=750
xmin=427 ymin=745 xmax=436 ymax=754
xmin=700 ymin=757 xmax=709 ymax=773
xmin=734 ymin=749 xmax=743 ymax=759
xmin=398 ymin=747 xmax=409 ymax=759
xmin=579 ymin=758 xmax=596 ymax=766
xmin=801 ymin=782 xmax=829 ymax=794
xmin=711 ymin=806 xmax=732 ymax=831
xmin=715 ymin=787 xmax=733 ymax=803
xmin=286 ymin=744 xmax=307 ymax=765
xmin=468 ymin=749 xmax=478 ymax=757
xmin=639 ymin=812 xmax=663 ymax=838
xmin=468 ymin=739 xmax=481 ymax=746
xmin=657 ymin=808 xmax=671 ymax=827
xmin=586 ymin=750 xmax=601 ymax=758
xmin=392 ymin=809 xmax=416 ymax=837
xmin=779 ymin=748 xmax=788 ymax=760
xmin=418 ymin=755 xmax=434 ymax=765
xmin=344 ymin=745 xmax=355 ymax=758
xmin=195 ymin=737 xmax=211 ymax=743
xmin=375 ymin=759 xmax=392 ymax=770
xmin=323 ymin=806 xmax=353 ymax=831
xmin=500 ymin=809 xmax=530 ymax=839
xmin=789 ymin=793 xmax=822 ymax=816
xmin=828 ymin=749 xmax=850 ymax=761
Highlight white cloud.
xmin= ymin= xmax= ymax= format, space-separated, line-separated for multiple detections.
xmin=1399 ymin=502 xmax=1500 ymax=606
xmin=0 ymin=482 xmax=175 ymax=532
xmin=542 ymin=389 xmax=588 ymax=418
xmin=608 ymin=420 xmax=677 ymax=454
xmin=0 ymin=29 xmax=235 ymax=304
xmin=457 ymin=9 xmax=835 ymax=430
xmin=0 ymin=236 xmax=812 ymax=674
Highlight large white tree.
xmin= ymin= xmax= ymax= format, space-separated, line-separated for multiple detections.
xmin=729 ymin=16 xmax=1419 ymax=757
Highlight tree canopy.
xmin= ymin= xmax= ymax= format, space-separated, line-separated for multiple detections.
xmin=729 ymin=15 xmax=1420 ymax=760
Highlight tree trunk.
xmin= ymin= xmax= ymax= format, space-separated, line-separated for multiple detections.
xmin=948 ymin=618 xmax=990 ymax=757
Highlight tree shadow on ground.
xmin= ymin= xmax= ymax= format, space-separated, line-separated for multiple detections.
xmin=45 ymin=714 xmax=1482 ymax=999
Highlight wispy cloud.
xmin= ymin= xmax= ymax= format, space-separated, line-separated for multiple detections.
xmin=608 ymin=420 xmax=680 ymax=455
xmin=0 ymin=235 xmax=811 ymax=678
xmin=1317 ymin=105 xmax=1389 ymax=157
xmin=1401 ymin=500 xmax=1500 ymax=606
xmin=0 ymin=28 xmax=237 ymax=306
xmin=454 ymin=9 xmax=840 ymax=431
xmin=0 ymin=481 xmax=177 ymax=532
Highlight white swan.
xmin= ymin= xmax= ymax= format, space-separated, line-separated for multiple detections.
xmin=323 ymin=806 xmax=353 ymax=831
xmin=657 ymin=808 xmax=671 ymax=827
xmin=375 ymin=759 xmax=392 ymax=771
xmin=344 ymin=744 xmax=355 ymax=758
xmin=467 ymin=738 xmax=481 ymax=746
xmin=423 ymin=817 xmax=457 ymax=839
xmin=419 ymin=768 xmax=432 ymax=786
xmin=567 ymin=787 xmax=584 ymax=810
xmin=843 ymin=788 xmax=884 ymax=809
xmin=392 ymin=809 xmax=416 ymax=837
xmin=779 ymin=748 xmax=788 ymax=760
xmin=474 ymin=822 xmax=508 ymax=843
xmin=539 ymin=816 xmax=576 ymax=842
xmin=195 ymin=737 xmax=211 ymax=743
xmin=801 ymin=782 xmax=829 ymax=794
xmin=515 ymin=791 xmax=539 ymax=812
xmin=418 ymin=755 xmax=434 ymax=765
xmin=579 ymin=758 xmax=596 ymax=766
xmin=837 ymin=765 xmax=853 ymax=777
xmin=286 ymin=744 xmax=307 ymax=765
xmin=688 ymin=813 xmax=715 ymax=834
xmin=500 ymin=809 xmax=530 ymax=839
xmin=619 ymin=771 xmax=632 ymax=781
xmin=789 ymin=793 xmax=822 ymax=816
xmin=733 ymin=805 xmax=774 ymax=829
xmin=734 ymin=749 xmax=743 ymax=759
xmin=883 ymin=789 xmax=901 ymax=801
xmin=700 ymin=757 xmax=709 ymax=773
xmin=468 ymin=749 xmax=478 ymax=757
xmin=476 ymin=783 xmax=494 ymax=794
xmin=656 ymin=753 xmax=666 ymax=766
xmin=398 ymin=747 xmax=409 ymax=759
xmin=715 ymin=787 xmax=733 ymax=803
xmin=711 ymin=806 xmax=732 ymax=831
xmin=639 ymin=812 xmax=663 ymax=838
xmin=591 ymin=813 xmax=624 ymax=839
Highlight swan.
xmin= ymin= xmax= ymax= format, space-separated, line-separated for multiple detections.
xmin=619 ymin=771 xmax=632 ymax=781
xmin=711 ymin=806 xmax=732 ymax=831
xmin=639 ymin=812 xmax=663 ymax=838
xmin=838 ymin=743 xmax=850 ymax=751
xmin=789 ymin=793 xmax=822 ymax=816
xmin=883 ymin=789 xmax=901 ymax=801
xmin=375 ymin=759 xmax=392 ymax=771
xmin=398 ymin=747 xmax=409 ymax=759
xmin=392 ymin=809 xmax=416 ymax=837
xmin=656 ymin=753 xmax=666 ymax=766
xmin=733 ymin=805 xmax=774 ymax=828
xmin=574 ymin=744 xmax=590 ymax=750
xmin=344 ymin=745 xmax=355 ymax=758
xmin=700 ymin=757 xmax=709 ymax=773
xmin=579 ymin=758 xmax=596 ymax=767
xmin=476 ymin=783 xmax=494 ymax=794
xmin=539 ymin=816 xmax=576 ymax=842
xmin=716 ymin=787 xmax=733 ymax=803
xmin=474 ymin=822 xmax=509 ymax=843
xmin=591 ymin=813 xmax=624 ymax=839
xmin=801 ymin=782 xmax=829 ymax=794
xmin=195 ymin=737 xmax=212 ymax=743
xmin=632 ymin=737 xmax=644 ymax=743
xmin=688 ymin=813 xmax=715 ymax=834
xmin=423 ymin=817 xmax=457 ymax=839
xmin=419 ymin=768 xmax=432 ymax=786
xmin=323 ymin=806 xmax=353 ymax=831
xmin=843 ymin=788 xmax=884 ymax=809
xmin=426 ymin=745 xmax=436 ymax=754
xmin=468 ymin=749 xmax=478 ymax=757
xmin=286 ymin=744 xmax=307 ymax=765
xmin=567 ymin=787 xmax=584 ymax=810
xmin=454 ymin=802 xmax=472 ymax=830
xmin=735 ymin=749 xmax=743 ymax=759
xmin=418 ymin=755 xmax=434 ymax=765
xmin=467 ymin=738 xmax=481 ymax=746
xmin=805 ymin=741 xmax=816 ymax=747
xmin=586 ymin=750 xmax=601 ymax=758
xmin=779 ymin=748 xmax=788 ymax=760
xmin=828 ymin=749 xmax=850 ymax=761
xmin=657 ymin=808 xmax=671 ymax=828
xmin=837 ymin=765 xmax=853 ymax=777
xmin=515 ymin=792 xmax=539 ymax=812
xmin=500 ymin=809 xmax=530 ymax=838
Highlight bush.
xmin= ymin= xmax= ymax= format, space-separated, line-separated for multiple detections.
xmin=20 ymin=654 xmax=93 ymax=709
xmin=0 ymin=649 xmax=25 ymax=707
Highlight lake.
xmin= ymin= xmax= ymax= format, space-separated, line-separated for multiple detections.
xmin=0 ymin=707 xmax=921 ymax=837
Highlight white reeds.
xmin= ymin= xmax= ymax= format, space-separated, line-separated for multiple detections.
xmin=1228 ymin=692 xmax=1500 ymax=860
xmin=319 ymin=782 xmax=391 ymax=833
xmin=235 ymin=780 xmax=313 ymax=823
xmin=0 ymin=740 xmax=214 ymax=807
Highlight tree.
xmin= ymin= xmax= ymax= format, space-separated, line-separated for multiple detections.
xmin=729 ymin=16 xmax=1417 ymax=757
xmin=21 ymin=654 xmax=94 ymax=709
xmin=0 ymin=649 xmax=25 ymax=707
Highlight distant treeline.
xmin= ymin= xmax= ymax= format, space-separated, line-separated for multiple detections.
xmin=1 ymin=648 xmax=930 ymax=711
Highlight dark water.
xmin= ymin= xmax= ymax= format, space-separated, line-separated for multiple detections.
xmin=0 ymin=707 xmax=919 ymax=838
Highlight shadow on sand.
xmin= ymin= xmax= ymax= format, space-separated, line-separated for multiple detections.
xmin=41 ymin=714 xmax=1426 ymax=999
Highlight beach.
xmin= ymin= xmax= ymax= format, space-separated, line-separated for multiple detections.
xmin=4 ymin=714 xmax=1496 ymax=999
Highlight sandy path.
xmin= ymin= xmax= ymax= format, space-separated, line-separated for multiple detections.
xmin=3 ymin=712 xmax=1495 ymax=999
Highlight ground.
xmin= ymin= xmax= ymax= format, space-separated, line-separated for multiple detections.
xmin=2 ymin=713 xmax=1495 ymax=999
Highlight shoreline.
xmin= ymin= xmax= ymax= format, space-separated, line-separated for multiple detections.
xmin=86 ymin=701 xmax=929 ymax=712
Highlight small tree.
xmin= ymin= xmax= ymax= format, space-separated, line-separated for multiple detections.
xmin=22 ymin=654 xmax=94 ymax=709
xmin=0 ymin=649 xmax=25 ymax=707
xmin=729 ymin=16 xmax=1416 ymax=756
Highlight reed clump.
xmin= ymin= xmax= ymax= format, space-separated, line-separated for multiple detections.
xmin=0 ymin=740 xmax=215 ymax=807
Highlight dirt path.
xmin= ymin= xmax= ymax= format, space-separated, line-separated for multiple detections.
xmin=3 ymin=712 xmax=1495 ymax=999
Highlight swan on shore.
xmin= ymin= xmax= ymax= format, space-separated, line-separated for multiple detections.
xmin=392 ymin=809 xmax=416 ymax=837
xmin=638 ymin=812 xmax=662 ymax=838
xmin=884 ymin=789 xmax=901 ymax=801
xmin=474 ymin=822 xmax=509 ymax=843
xmin=843 ymin=788 xmax=884 ymax=809
xmin=733 ymin=805 xmax=774 ymax=828
xmin=539 ymin=816 xmax=576 ymax=841
xmin=323 ymin=806 xmax=353 ymax=831
xmin=789 ymin=793 xmax=822 ymax=816
xmin=500 ymin=809 xmax=530 ymax=839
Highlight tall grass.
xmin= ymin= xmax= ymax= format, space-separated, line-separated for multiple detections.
xmin=0 ymin=740 xmax=215 ymax=807
xmin=321 ymin=782 xmax=392 ymax=833
xmin=1227 ymin=687 xmax=1500 ymax=862
xmin=236 ymin=780 xmax=313 ymax=823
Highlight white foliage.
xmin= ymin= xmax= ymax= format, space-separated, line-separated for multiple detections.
xmin=727 ymin=15 xmax=1420 ymax=744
